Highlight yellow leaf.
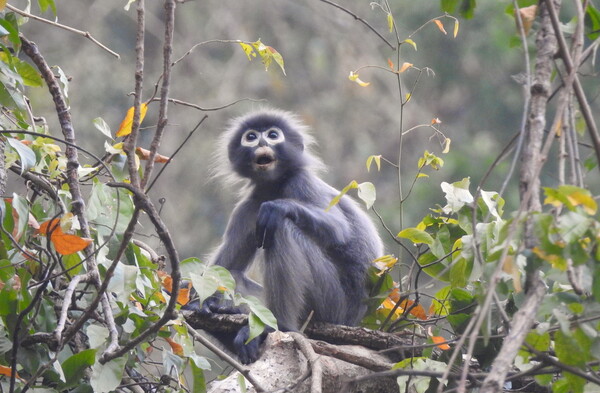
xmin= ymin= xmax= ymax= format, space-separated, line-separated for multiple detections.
xmin=417 ymin=173 xmax=429 ymax=178
xmin=453 ymin=20 xmax=460 ymax=38
xmin=366 ymin=155 xmax=381 ymax=172
xmin=566 ymin=192 xmax=598 ymax=215
xmin=348 ymin=71 xmax=370 ymax=87
xmin=372 ymin=254 xmax=398 ymax=270
xmin=403 ymin=38 xmax=417 ymax=51
xmin=442 ymin=138 xmax=451 ymax=154
xmin=238 ymin=42 xmax=256 ymax=60
xmin=434 ymin=19 xmax=447 ymax=35
xmin=268 ymin=46 xmax=287 ymax=75
xmin=405 ymin=93 xmax=411 ymax=103
xmin=326 ymin=180 xmax=358 ymax=211
xmin=387 ymin=13 xmax=394 ymax=33
xmin=398 ymin=62 xmax=413 ymax=73
xmin=502 ymin=255 xmax=522 ymax=293
xmin=116 ymin=102 xmax=148 ymax=138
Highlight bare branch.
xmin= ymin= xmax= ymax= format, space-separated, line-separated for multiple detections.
xmin=183 ymin=321 xmax=267 ymax=393
xmin=141 ymin=0 xmax=176 ymax=189
xmin=7 ymin=5 xmax=119 ymax=58
xmin=318 ymin=0 xmax=395 ymax=50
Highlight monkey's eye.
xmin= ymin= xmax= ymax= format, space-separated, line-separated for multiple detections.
xmin=241 ymin=130 xmax=260 ymax=147
xmin=263 ymin=128 xmax=285 ymax=144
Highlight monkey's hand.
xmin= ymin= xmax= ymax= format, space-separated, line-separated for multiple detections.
xmin=187 ymin=294 xmax=243 ymax=315
xmin=256 ymin=200 xmax=298 ymax=249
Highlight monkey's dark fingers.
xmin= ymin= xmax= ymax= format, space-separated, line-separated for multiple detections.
xmin=256 ymin=204 xmax=280 ymax=249
xmin=233 ymin=326 xmax=265 ymax=364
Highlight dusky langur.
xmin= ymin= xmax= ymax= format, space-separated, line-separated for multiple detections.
xmin=198 ymin=109 xmax=383 ymax=363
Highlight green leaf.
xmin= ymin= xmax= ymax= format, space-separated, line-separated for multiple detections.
xmin=11 ymin=193 xmax=29 ymax=241
xmin=7 ymin=137 xmax=36 ymax=174
xmin=61 ymin=349 xmax=97 ymax=389
xmin=397 ymin=228 xmax=433 ymax=245
xmin=90 ymin=355 xmax=127 ymax=393
xmin=586 ymin=4 xmax=600 ymax=40
xmin=441 ymin=178 xmax=473 ymax=214
xmin=14 ymin=59 xmax=42 ymax=87
xmin=441 ymin=0 xmax=459 ymax=13
xmin=105 ymin=262 xmax=138 ymax=303
xmin=54 ymin=66 xmax=70 ymax=106
xmin=190 ymin=355 xmax=208 ymax=393
xmin=242 ymin=294 xmax=277 ymax=329
xmin=246 ymin=312 xmax=265 ymax=344
xmin=525 ymin=331 xmax=550 ymax=352
xmin=449 ymin=257 xmax=469 ymax=288
xmin=86 ymin=324 xmax=109 ymax=349
xmin=357 ymin=182 xmax=376 ymax=209
xmin=189 ymin=265 xmax=236 ymax=303
xmin=0 ymin=18 xmax=20 ymax=50
xmin=93 ymin=117 xmax=113 ymax=139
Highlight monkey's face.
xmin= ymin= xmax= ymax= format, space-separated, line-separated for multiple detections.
xmin=229 ymin=121 xmax=306 ymax=182
xmin=241 ymin=128 xmax=284 ymax=173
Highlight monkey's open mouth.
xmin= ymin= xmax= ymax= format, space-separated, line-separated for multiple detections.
xmin=254 ymin=153 xmax=276 ymax=171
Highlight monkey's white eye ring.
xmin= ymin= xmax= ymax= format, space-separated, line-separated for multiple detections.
xmin=263 ymin=127 xmax=285 ymax=144
xmin=241 ymin=130 xmax=260 ymax=147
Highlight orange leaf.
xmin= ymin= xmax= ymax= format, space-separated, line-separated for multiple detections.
xmin=381 ymin=298 xmax=403 ymax=317
xmin=116 ymin=102 xmax=148 ymax=138
xmin=38 ymin=218 xmax=92 ymax=255
xmin=431 ymin=335 xmax=450 ymax=350
xmin=388 ymin=287 xmax=401 ymax=302
xmin=51 ymin=231 xmax=92 ymax=255
xmin=387 ymin=58 xmax=394 ymax=70
xmin=177 ymin=282 xmax=191 ymax=305
xmin=0 ymin=365 xmax=18 ymax=379
xmin=160 ymin=273 xmax=173 ymax=292
xmin=398 ymin=62 xmax=413 ymax=73
xmin=165 ymin=337 xmax=184 ymax=356
xmin=135 ymin=147 xmax=170 ymax=163
xmin=405 ymin=302 xmax=427 ymax=320
xmin=156 ymin=292 xmax=167 ymax=304
xmin=434 ymin=19 xmax=447 ymax=35
xmin=516 ymin=5 xmax=537 ymax=35
xmin=431 ymin=117 xmax=442 ymax=125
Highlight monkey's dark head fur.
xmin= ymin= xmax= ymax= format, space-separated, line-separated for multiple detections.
xmin=216 ymin=109 xmax=324 ymax=185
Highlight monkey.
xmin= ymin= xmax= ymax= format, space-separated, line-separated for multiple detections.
xmin=198 ymin=109 xmax=384 ymax=364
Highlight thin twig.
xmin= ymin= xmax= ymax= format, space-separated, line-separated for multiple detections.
xmin=319 ymin=0 xmax=395 ymax=50
xmin=146 ymin=115 xmax=207 ymax=192
xmin=545 ymin=0 xmax=600 ymax=170
xmin=7 ymin=5 xmax=119 ymax=58
xmin=149 ymin=96 xmax=266 ymax=111
xmin=141 ymin=0 xmax=176 ymax=189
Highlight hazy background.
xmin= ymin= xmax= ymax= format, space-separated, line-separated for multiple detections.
xmin=13 ymin=0 xmax=599 ymax=259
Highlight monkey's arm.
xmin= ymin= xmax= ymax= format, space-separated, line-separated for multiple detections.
xmin=256 ymin=199 xmax=349 ymax=249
